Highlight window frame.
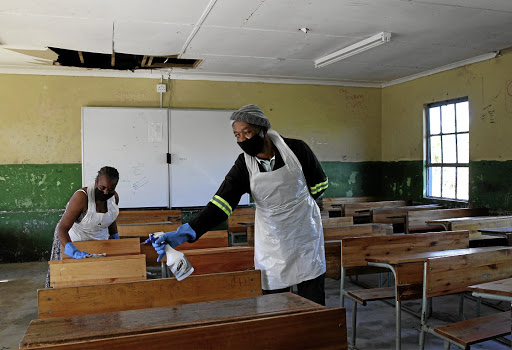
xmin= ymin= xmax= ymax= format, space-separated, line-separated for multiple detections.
xmin=425 ymin=97 xmax=469 ymax=202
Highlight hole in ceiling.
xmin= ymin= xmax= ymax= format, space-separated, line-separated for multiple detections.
xmin=48 ymin=47 xmax=201 ymax=70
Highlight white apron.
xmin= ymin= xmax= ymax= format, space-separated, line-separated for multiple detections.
xmin=68 ymin=185 xmax=119 ymax=241
xmin=245 ymin=130 xmax=326 ymax=290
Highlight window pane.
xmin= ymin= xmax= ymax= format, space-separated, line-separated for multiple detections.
xmin=457 ymin=133 xmax=469 ymax=163
xmin=442 ymin=167 xmax=456 ymax=199
xmin=430 ymin=136 xmax=442 ymax=163
xmin=441 ymin=104 xmax=456 ymax=133
xmin=430 ymin=166 xmax=441 ymax=197
xmin=429 ymin=106 xmax=441 ymax=135
xmin=442 ymin=134 xmax=456 ymax=163
xmin=457 ymin=167 xmax=469 ymax=200
xmin=456 ymin=101 xmax=469 ymax=132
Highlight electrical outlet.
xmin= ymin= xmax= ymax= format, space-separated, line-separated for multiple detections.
xmin=157 ymin=84 xmax=167 ymax=93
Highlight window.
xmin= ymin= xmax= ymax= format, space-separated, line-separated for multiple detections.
xmin=426 ymin=98 xmax=469 ymax=201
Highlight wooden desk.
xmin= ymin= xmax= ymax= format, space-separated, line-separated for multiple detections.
xmin=469 ymin=277 xmax=512 ymax=303
xmin=365 ymin=246 xmax=511 ymax=350
xmin=407 ymin=207 xmax=489 ymax=232
xmin=21 ymin=293 xmax=347 ymax=350
xmin=478 ymin=227 xmax=512 ymax=246
xmin=426 ymin=215 xmax=512 ymax=240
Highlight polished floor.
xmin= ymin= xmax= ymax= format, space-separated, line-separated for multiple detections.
xmin=0 ymin=261 xmax=510 ymax=350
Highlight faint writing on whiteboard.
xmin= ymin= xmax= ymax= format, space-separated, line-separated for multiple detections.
xmin=132 ymin=163 xmax=144 ymax=176
xmin=133 ymin=177 xmax=149 ymax=190
xmin=148 ymin=122 xmax=163 ymax=142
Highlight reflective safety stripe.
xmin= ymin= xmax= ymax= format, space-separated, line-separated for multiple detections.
xmin=210 ymin=195 xmax=233 ymax=217
xmin=310 ymin=178 xmax=329 ymax=195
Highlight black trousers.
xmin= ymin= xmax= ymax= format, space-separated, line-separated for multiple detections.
xmin=262 ymin=273 xmax=325 ymax=306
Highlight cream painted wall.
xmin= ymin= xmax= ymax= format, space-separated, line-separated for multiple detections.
xmin=382 ymin=51 xmax=512 ymax=161
xmin=0 ymin=75 xmax=382 ymax=164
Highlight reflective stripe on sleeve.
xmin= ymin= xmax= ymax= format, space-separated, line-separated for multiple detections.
xmin=210 ymin=195 xmax=233 ymax=217
xmin=310 ymin=178 xmax=329 ymax=195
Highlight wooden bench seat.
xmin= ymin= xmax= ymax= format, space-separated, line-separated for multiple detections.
xmin=433 ymin=311 xmax=510 ymax=349
xmin=346 ymin=286 xmax=395 ymax=305
xmin=48 ymin=254 xmax=146 ymax=288
xmin=38 ymin=270 xmax=262 ymax=318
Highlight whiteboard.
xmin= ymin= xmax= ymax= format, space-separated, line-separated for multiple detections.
xmin=169 ymin=109 xmax=250 ymax=207
xmin=82 ymin=107 xmax=170 ymax=208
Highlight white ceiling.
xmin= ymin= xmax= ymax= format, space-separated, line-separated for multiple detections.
xmin=1 ymin=0 xmax=511 ymax=86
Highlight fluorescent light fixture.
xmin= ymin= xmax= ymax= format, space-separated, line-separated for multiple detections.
xmin=315 ymin=32 xmax=391 ymax=68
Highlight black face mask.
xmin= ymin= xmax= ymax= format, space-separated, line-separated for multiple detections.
xmin=238 ymin=133 xmax=264 ymax=156
xmin=95 ymin=188 xmax=115 ymax=201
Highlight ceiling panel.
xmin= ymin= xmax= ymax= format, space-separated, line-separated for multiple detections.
xmin=0 ymin=0 xmax=511 ymax=85
xmin=114 ymin=21 xmax=194 ymax=55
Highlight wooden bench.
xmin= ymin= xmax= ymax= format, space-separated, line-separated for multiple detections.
xmin=141 ymin=230 xmax=230 ymax=266
xmin=24 ymin=293 xmax=347 ymax=350
xmin=117 ymin=209 xmax=181 ymax=224
xmin=48 ymin=254 xmax=146 ymax=288
xmin=117 ymin=222 xmax=180 ymax=238
xmin=427 ymin=215 xmax=512 ymax=241
xmin=340 ymin=230 xmax=470 ymax=348
xmin=61 ymin=238 xmax=140 ymax=259
xmin=38 ymin=270 xmax=262 ymax=318
xmin=343 ymin=200 xmax=409 ymax=217
xmin=406 ymin=207 xmax=489 ymax=232
xmin=419 ymin=247 xmax=512 ymax=350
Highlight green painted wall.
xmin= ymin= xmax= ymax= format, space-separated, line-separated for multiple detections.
xmin=0 ymin=164 xmax=81 ymax=262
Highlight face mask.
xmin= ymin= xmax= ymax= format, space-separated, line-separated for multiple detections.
xmin=95 ymin=188 xmax=115 ymax=201
xmin=238 ymin=132 xmax=264 ymax=156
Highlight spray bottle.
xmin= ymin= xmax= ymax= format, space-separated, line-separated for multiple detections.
xmin=147 ymin=232 xmax=194 ymax=281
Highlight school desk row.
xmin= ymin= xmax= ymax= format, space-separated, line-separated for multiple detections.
xmin=338 ymin=229 xmax=512 ymax=350
xmin=46 ymin=224 xmax=510 ymax=348
xmin=23 ymin=269 xmax=348 ymax=350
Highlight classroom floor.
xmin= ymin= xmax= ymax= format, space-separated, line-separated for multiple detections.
xmin=1 ymin=261 xmax=510 ymax=350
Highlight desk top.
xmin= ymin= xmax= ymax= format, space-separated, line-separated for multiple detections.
xmin=366 ymin=246 xmax=512 ymax=265
xmin=478 ymin=227 xmax=512 ymax=234
xmin=426 ymin=216 xmax=512 ymax=225
xmin=21 ymin=293 xmax=322 ymax=348
xmin=468 ymin=277 xmax=512 ymax=298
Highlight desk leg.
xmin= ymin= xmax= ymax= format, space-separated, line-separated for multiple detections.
xmin=339 ymin=266 xmax=346 ymax=307
xmin=368 ymin=262 xmax=401 ymax=350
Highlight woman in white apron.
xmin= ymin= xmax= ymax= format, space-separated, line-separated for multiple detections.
xmin=45 ymin=166 xmax=120 ymax=288
xmin=152 ymin=105 xmax=328 ymax=305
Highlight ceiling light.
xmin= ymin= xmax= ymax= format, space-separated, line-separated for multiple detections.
xmin=314 ymin=32 xmax=391 ymax=68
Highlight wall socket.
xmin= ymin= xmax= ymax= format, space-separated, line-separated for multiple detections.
xmin=157 ymin=84 xmax=167 ymax=93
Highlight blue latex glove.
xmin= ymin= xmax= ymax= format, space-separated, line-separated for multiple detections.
xmin=151 ymin=223 xmax=197 ymax=262
xmin=109 ymin=233 xmax=120 ymax=239
xmin=64 ymin=242 xmax=89 ymax=259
